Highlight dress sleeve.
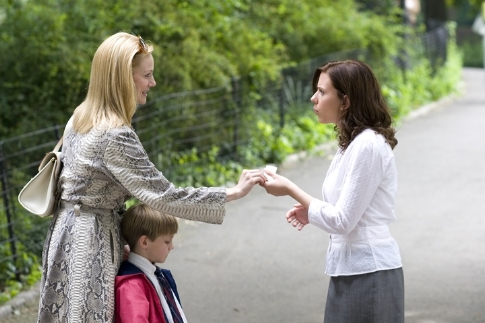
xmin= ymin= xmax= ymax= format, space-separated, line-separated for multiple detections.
xmin=104 ymin=128 xmax=226 ymax=224
xmin=116 ymin=279 xmax=150 ymax=323
xmin=308 ymin=137 xmax=385 ymax=234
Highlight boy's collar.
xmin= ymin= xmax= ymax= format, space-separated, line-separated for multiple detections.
xmin=128 ymin=252 xmax=156 ymax=274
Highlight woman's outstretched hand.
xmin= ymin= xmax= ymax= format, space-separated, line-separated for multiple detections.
xmin=226 ymin=169 xmax=266 ymax=202
xmin=286 ymin=203 xmax=310 ymax=231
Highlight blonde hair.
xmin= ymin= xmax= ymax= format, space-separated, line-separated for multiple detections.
xmin=73 ymin=32 xmax=154 ymax=133
xmin=121 ymin=204 xmax=178 ymax=250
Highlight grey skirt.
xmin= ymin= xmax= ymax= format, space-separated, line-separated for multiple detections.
xmin=324 ymin=267 xmax=404 ymax=323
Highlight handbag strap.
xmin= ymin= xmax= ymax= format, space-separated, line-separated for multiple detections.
xmin=53 ymin=137 xmax=63 ymax=153
xmin=53 ymin=117 xmax=74 ymax=153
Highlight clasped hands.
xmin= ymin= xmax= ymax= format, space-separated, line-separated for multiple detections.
xmin=233 ymin=167 xmax=309 ymax=231
xmin=261 ymin=169 xmax=309 ymax=231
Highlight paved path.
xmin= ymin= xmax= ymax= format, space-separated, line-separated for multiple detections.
xmin=391 ymin=68 xmax=485 ymax=323
xmin=1 ymin=68 xmax=484 ymax=323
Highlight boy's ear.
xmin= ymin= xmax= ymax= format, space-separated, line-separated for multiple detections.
xmin=138 ymin=235 xmax=149 ymax=250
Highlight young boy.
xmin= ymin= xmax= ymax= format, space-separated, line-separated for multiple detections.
xmin=115 ymin=203 xmax=187 ymax=323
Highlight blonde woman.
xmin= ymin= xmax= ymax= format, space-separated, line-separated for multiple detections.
xmin=37 ymin=32 xmax=264 ymax=323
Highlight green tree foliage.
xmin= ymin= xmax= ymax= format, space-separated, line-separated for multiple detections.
xmin=129 ymin=0 xmax=287 ymax=93
xmin=245 ymin=0 xmax=403 ymax=62
xmin=0 ymin=2 xmax=80 ymax=137
xmin=0 ymin=0 xmax=408 ymax=139
xmin=0 ymin=0 xmax=271 ymax=137
xmin=446 ymin=0 xmax=483 ymax=10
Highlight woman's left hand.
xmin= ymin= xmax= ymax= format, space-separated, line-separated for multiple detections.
xmin=286 ymin=203 xmax=309 ymax=231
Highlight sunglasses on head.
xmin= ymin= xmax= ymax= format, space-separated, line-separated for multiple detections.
xmin=137 ymin=35 xmax=148 ymax=53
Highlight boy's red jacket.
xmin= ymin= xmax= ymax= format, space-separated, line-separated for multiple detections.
xmin=115 ymin=261 xmax=181 ymax=323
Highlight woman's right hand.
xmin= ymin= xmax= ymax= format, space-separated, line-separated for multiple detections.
xmin=226 ymin=169 xmax=266 ymax=202
xmin=261 ymin=171 xmax=295 ymax=197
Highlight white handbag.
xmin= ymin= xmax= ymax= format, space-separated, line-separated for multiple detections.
xmin=18 ymin=119 xmax=72 ymax=217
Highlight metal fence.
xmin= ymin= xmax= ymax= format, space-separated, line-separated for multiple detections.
xmin=0 ymin=25 xmax=449 ymax=283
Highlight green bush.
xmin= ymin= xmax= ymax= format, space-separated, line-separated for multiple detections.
xmin=378 ymin=23 xmax=462 ymax=121
xmin=460 ymin=39 xmax=483 ymax=67
xmin=0 ymin=244 xmax=41 ymax=304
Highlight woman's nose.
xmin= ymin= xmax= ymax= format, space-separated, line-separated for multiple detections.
xmin=310 ymin=93 xmax=317 ymax=104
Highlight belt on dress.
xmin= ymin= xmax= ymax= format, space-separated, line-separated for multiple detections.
xmin=60 ymin=200 xmax=125 ymax=216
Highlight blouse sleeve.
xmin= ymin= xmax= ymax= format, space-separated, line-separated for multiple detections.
xmin=104 ymin=127 xmax=226 ymax=224
xmin=308 ymin=137 xmax=385 ymax=234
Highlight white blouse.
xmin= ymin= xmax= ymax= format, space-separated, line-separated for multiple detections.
xmin=308 ymin=129 xmax=402 ymax=276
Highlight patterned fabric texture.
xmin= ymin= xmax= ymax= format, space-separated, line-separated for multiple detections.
xmin=37 ymin=125 xmax=226 ymax=323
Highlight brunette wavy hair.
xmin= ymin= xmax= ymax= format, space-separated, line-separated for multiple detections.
xmin=312 ymin=60 xmax=398 ymax=151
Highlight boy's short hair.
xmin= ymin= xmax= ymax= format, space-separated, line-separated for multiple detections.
xmin=121 ymin=203 xmax=178 ymax=250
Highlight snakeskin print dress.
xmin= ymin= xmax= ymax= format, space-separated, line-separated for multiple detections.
xmin=37 ymin=125 xmax=226 ymax=323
